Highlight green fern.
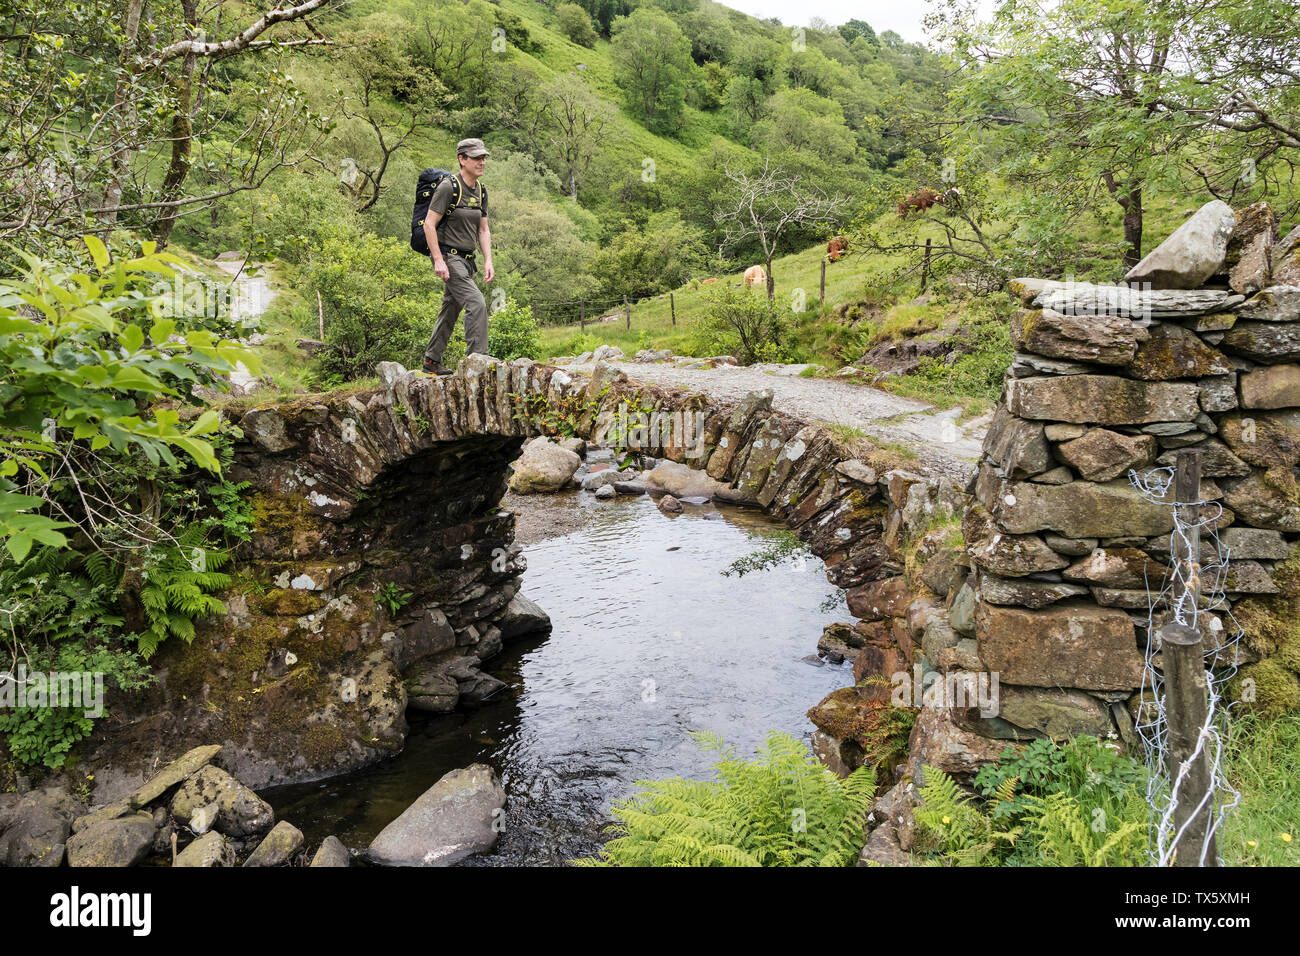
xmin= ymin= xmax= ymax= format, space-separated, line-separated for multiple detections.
xmin=135 ymin=526 xmax=231 ymax=657
xmin=914 ymin=763 xmax=1150 ymax=867
xmin=574 ymin=731 xmax=877 ymax=867
xmin=1020 ymin=790 xmax=1149 ymax=867
xmin=914 ymin=765 xmax=1020 ymax=866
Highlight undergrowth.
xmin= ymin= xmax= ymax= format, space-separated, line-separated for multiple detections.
xmin=575 ymin=731 xmax=877 ymax=867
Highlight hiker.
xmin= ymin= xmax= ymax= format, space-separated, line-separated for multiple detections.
xmin=419 ymin=138 xmax=494 ymax=375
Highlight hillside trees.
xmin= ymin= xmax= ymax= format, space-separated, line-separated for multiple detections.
xmin=610 ymin=8 xmax=695 ymax=134
xmin=555 ymin=3 xmax=598 ymax=47
xmin=932 ymin=0 xmax=1300 ymax=270
xmin=0 ymin=0 xmax=337 ymax=250
xmin=332 ymin=26 xmax=447 ymax=212
xmin=539 ymin=73 xmax=615 ymax=198
xmin=405 ymin=0 xmax=498 ymax=108
xmin=754 ymin=89 xmax=857 ymax=166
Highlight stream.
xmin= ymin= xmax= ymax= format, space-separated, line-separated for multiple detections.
xmin=265 ymin=492 xmax=851 ymax=865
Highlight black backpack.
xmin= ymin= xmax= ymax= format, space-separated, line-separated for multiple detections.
xmin=410 ymin=168 xmax=485 ymax=255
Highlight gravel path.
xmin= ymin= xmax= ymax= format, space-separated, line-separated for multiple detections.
xmin=573 ymin=360 xmax=988 ymax=483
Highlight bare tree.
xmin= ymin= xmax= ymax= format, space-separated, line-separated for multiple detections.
xmin=0 ymin=0 xmax=337 ymax=247
xmin=539 ymin=73 xmax=613 ymax=198
xmin=716 ymin=158 xmax=848 ymax=300
xmin=331 ymin=32 xmax=446 ymax=211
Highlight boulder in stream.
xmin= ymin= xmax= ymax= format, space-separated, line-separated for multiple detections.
xmin=368 ymin=764 xmax=506 ymax=866
xmin=508 ymin=438 xmax=582 ymax=494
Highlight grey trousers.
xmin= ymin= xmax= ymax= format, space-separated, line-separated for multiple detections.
xmin=424 ymin=254 xmax=488 ymax=365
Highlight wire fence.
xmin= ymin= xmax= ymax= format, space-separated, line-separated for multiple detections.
xmin=1129 ymin=462 xmax=1242 ymax=866
xmin=525 ymin=295 xmax=630 ymax=329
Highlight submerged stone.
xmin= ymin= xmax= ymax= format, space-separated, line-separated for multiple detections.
xmin=368 ymin=764 xmax=506 ymax=867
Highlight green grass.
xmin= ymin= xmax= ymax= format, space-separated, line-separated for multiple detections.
xmin=1220 ymin=713 xmax=1300 ymax=866
xmin=536 ymin=234 xmax=926 ymax=361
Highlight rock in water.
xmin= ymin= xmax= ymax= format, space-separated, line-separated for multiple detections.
xmin=170 ymin=766 xmax=274 ymax=838
xmin=66 ymin=813 xmax=156 ymax=867
xmin=1124 ymin=199 xmax=1236 ymax=289
xmin=368 ymin=764 xmax=506 ymax=867
xmin=507 ymin=438 xmax=581 ymax=494
xmin=643 ymin=460 xmax=729 ymax=499
xmin=174 ymin=831 xmax=235 ymax=867
xmin=0 ymin=787 xmax=83 ymax=866
xmin=310 ymin=835 xmax=351 ymax=867
xmin=495 ymin=592 xmax=552 ymax=641
xmin=243 ymin=820 xmax=304 ymax=867
xmin=657 ymin=494 xmax=683 ymax=515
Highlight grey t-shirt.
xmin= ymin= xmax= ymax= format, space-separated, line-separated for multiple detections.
xmin=429 ymin=174 xmax=488 ymax=255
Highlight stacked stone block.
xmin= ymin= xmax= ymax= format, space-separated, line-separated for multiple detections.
xmin=960 ymin=200 xmax=1300 ymax=751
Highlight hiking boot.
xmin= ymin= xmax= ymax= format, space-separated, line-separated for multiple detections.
xmin=422 ymin=359 xmax=452 ymax=376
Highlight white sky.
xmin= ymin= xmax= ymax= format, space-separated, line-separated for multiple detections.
xmin=718 ymin=0 xmax=932 ymax=42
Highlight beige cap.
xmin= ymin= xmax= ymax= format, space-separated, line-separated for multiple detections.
xmin=457 ymin=138 xmax=490 ymax=158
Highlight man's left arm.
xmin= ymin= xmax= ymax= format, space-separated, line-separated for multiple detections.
xmin=479 ymin=216 xmax=493 ymax=283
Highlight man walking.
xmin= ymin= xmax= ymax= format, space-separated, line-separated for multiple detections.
xmin=421 ymin=138 xmax=494 ymax=375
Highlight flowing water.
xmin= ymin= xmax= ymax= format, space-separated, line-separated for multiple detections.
xmin=265 ymin=492 xmax=852 ymax=865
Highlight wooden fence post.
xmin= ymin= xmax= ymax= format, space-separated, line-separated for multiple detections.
xmin=1164 ymin=448 xmax=1217 ymax=866
xmin=580 ymin=299 xmax=585 ymax=332
xmin=820 ymin=259 xmax=826 ymax=305
xmin=920 ymin=238 xmax=932 ymax=293
xmin=670 ymin=292 xmax=676 ymax=326
xmin=624 ymin=295 xmax=630 ymax=330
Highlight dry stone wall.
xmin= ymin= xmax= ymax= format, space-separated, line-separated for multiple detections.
xmin=962 ymin=201 xmax=1300 ymax=755
xmin=812 ymin=201 xmax=1300 ymax=785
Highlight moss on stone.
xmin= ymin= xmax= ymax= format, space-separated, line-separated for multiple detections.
xmin=254 ymin=589 xmax=324 ymax=616
xmin=1229 ymin=659 xmax=1300 ymax=718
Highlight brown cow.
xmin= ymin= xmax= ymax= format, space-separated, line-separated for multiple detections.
xmin=826 ymin=235 xmax=848 ymax=262
xmin=897 ymin=188 xmax=944 ymax=219
xmin=743 ymin=265 xmax=767 ymax=288
xmin=702 ymin=277 xmax=718 ymax=284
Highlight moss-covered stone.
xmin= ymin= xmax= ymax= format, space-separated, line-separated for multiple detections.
xmin=1229 ymin=659 xmax=1300 ymax=717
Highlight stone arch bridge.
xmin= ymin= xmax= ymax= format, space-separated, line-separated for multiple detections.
xmin=87 ymin=355 xmax=952 ymax=798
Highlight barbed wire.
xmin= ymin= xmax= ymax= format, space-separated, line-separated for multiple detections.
xmin=1129 ymin=465 xmax=1242 ymax=866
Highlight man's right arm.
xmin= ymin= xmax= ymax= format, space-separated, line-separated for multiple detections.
xmin=424 ymin=210 xmax=448 ymax=280
xmin=424 ymin=181 xmax=452 ymax=280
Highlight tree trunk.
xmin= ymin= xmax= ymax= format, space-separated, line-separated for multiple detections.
xmin=765 ymin=254 xmax=775 ymax=301
xmin=154 ymin=0 xmax=201 ymax=246
xmin=101 ymin=0 xmax=146 ymax=229
xmin=1122 ymin=185 xmax=1143 ymax=271
xmin=154 ymin=56 xmax=197 ymax=246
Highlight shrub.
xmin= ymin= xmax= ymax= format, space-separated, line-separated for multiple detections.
xmin=574 ymin=730 xmax=876 ymax=866
xmin=690 ymin=284 xmax=794 ymax=365
xmin=593 ymin=211 xmax=708 ymax=302
xmin=307 ymin=232 xmax=442 ymax=381
xmin=555 ymin=2 xmax=598 ymax=46
xmin=487 ymin=300 xmax=541 ymax=361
